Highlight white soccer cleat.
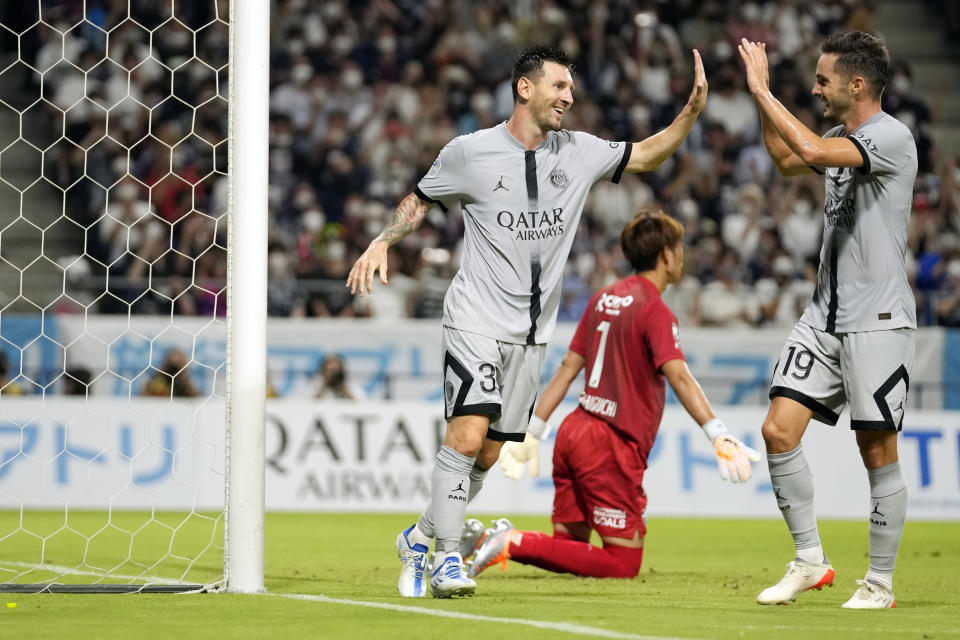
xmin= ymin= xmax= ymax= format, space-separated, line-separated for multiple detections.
xmin=458 ymin=518 xmax=487 ymax=561
xmin=756 ymin=560 xmax=835 ymax=605
xmin=468 ymin=518 xmax=516 ymax=578
xmin=395 ymin=525 xmax=429 ymax=597
xmin=841 ymin=579 xmax=896 ymax=609
xmin=430 ymin=552 xmax=476 ymax=598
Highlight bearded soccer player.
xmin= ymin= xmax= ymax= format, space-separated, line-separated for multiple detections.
xmin=739 ymin=32 xmax=917 ymax=608
xmin=466 ymin=211 xmax=760 ymax=580
xmin=346 ymin=46 xmax=707 ymax=598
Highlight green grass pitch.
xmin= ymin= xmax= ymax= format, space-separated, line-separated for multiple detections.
xmin=1 ymin=512 xmax=958 ymax=639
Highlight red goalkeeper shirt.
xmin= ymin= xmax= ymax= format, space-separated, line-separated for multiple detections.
xmin=569 ymin=275 xmax=685 ymax=461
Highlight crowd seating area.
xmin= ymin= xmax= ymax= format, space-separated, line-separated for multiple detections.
xmin=11 ymin=0 xmax=960 ymax=327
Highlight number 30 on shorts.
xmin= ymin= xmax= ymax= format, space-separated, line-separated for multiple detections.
xmin=781 ymin=345 xmax=813 ymax=380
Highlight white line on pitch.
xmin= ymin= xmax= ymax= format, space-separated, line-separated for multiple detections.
xmin=1 ymin=561 xmax=181 ymax=584
xmin=272 ymin=592 xmax=701 ymax=640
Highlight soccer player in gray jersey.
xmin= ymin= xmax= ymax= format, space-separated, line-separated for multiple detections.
xmin=739 ymin=32 xmax=917 ymax=609
xmin=346 ymin=45 xmax=707 ymax=598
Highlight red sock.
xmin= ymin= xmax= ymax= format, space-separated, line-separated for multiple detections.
xmin=507 ymin=531 xmax=643 ymax=578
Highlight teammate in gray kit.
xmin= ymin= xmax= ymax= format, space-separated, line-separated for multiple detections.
xmin=346 ymin=45 xmax=708 ymax=598
xmin=739 ymin=32 xmax=917 ymax=609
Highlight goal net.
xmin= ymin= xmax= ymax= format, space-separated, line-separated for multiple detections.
xmin=0 ymin=1 xmax=262 ymax=593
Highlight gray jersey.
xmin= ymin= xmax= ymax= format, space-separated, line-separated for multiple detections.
xmin=416 ymin=122 xmax=631 ymax=344
xmin=800 ymin=111 xmax=918 ymax=333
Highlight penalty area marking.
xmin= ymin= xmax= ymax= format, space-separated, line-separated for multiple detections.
xmin=273 ymin=592 xmax=701 ymax=640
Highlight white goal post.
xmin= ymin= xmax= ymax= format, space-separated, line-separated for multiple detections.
xmin=0 ymin=1 xmax=266 ymax=594
xmin=225 ymin=0 xmax=267 ymax=594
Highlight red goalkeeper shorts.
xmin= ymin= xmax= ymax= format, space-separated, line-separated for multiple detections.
xmin=551 ymin=407 xmax=648 ymax=540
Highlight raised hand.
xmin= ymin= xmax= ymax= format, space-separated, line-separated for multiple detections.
xmin=738 ymin=38 xmax=770 ymax=96
xmin=687 ymin=49 xmax=708 ymax=114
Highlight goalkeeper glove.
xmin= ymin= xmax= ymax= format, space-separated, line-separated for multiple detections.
xmin=499 ymin=416 xmax=551 ymax=480
xmin=703 ymin=418 xmax=762 ymax=483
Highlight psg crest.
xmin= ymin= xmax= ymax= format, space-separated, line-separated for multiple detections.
xmin=549 ymin=168 xmax=570 ymax=190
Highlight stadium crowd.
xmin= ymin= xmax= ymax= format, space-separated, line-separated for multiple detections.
xmin=14 ymin=0 xmax=960 ymax=327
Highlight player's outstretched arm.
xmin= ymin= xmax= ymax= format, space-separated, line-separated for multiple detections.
xmin=661 ymin=359 xmax=714 ymax=425
xmin=500 ymin=350 xmax=585 ymax=480
xmin=738 ymin=38 xmax=863 ymax=170
xmin=532 ymin=350 xmax=585 ymax=425
xmin=345 ymin=191 xmax=430 ymax=297
xmin=662 ymin=359 xmax=761 ymax=483
xmin=737 ymin=39 xmax=811 ymax=176
xmin=624 ymin=49 xmax=707 ymax=173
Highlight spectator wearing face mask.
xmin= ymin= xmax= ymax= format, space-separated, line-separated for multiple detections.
xmin=695 ymin=249 xmax=761 ymax=327
xmin=756 ymin=254 xmax=814 ymax=326
xmin=776 ymin=180 xmax=824 ymax=262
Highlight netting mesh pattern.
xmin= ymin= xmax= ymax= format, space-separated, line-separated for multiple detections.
xmin=0 ymin=2 xmax=229 ymax=590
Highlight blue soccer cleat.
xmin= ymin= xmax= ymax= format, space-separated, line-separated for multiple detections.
xmin=430 ymin=552 xmax=476 ymax=598
xmin=396 ymin=524 xmax=429 ymax=597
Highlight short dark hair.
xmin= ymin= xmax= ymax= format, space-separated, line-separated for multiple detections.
xmin=620 ymin=210 xmax=685 ymax=272
xmin=820 ymin=31 xmax=891 ymax=99
xmin=511 ymin=45 xmax=572 ymax=102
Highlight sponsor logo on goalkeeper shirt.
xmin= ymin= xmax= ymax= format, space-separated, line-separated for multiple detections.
xmin=593 ymin=506 xmax=627 ymax=529
xmin=596 ymin=292 xmax=634 ymax=316
xmin=496 ymin=208 xmax=565 ymax=241
xmin=579 ymin=392 xmax=618 ymax=418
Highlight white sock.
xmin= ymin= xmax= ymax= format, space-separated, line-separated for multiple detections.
xmin=427 ymin=445 xmax=476 ymax=554
xmin=867 ymin=461 xmax=906 ymax=586
xmin=467 ymin=465 xmax=488 ymax=502
xmin=796 ymin=545 xmax=826 ymax=564
xmin=865 ymin=568 xmax=893 ymax=590
xmin=768 ymin=446 xmax=824 ymax=559
xmin=407 ymin=523 xmax=431 ymax=548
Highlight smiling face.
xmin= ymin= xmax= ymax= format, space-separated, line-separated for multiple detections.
xmin=812 ymin=53 xmax=854 ymax=121
xmin=520 ymin=61 xmax=574 ymax=131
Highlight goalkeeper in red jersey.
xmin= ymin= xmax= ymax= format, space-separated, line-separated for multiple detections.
xmin=467 ymin=210 xmax=760 ymax=579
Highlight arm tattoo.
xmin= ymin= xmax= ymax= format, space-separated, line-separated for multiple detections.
xmin=375 ymin=193 xmax=428 ymax=245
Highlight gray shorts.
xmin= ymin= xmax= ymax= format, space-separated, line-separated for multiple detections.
xmin=441 ymin=326 xmax=546 ymax=442
xmin=768 ymin=322 xmax=915 ymax=430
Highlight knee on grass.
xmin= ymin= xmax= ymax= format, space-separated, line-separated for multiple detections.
xmin=601 ymin=544 xmax=643 ymax=578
